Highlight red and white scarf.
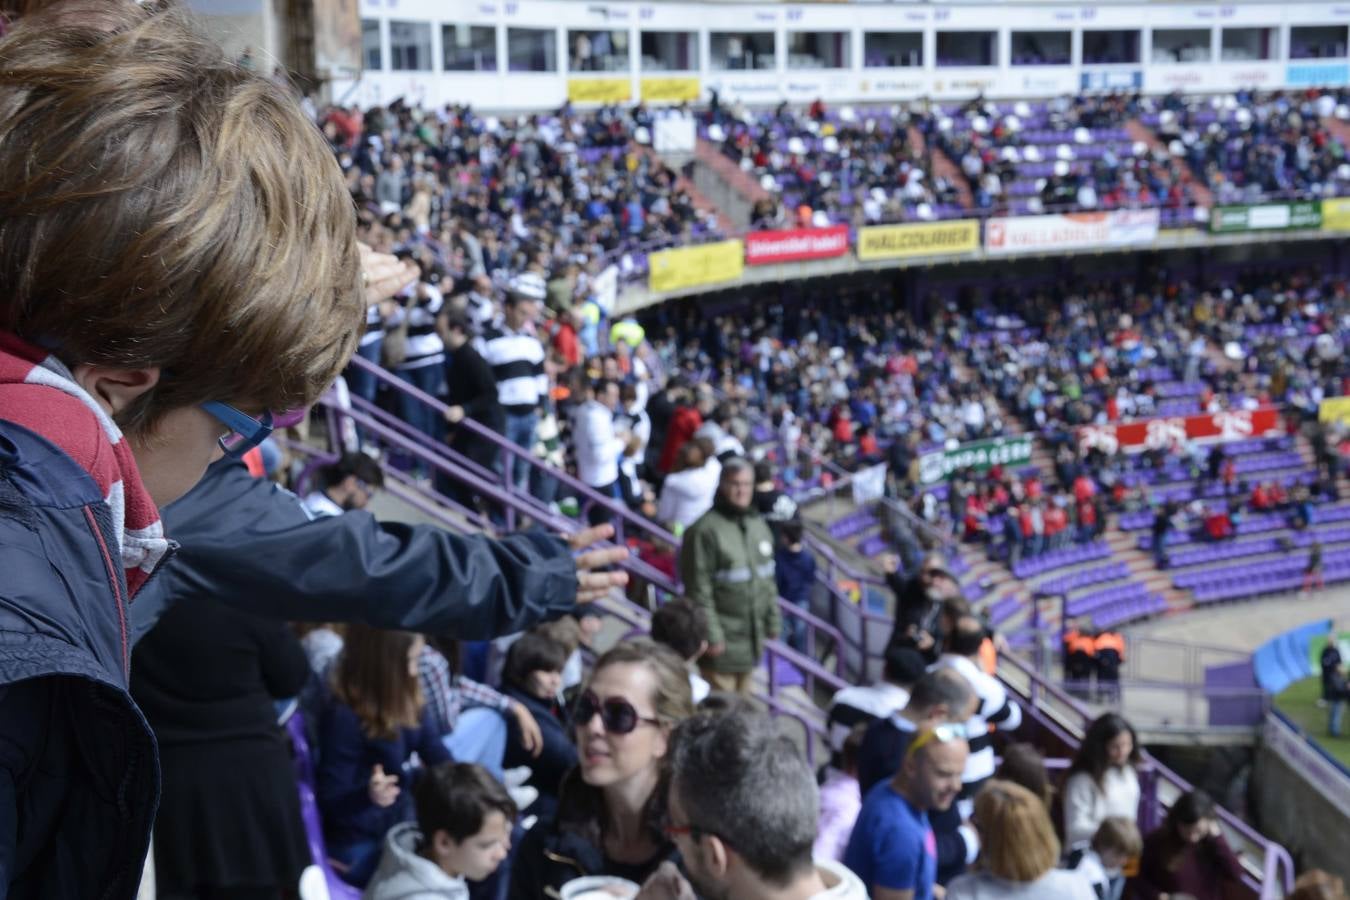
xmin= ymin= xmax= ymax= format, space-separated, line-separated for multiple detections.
xmin=0 ymin=332 xmax=168 ymax=596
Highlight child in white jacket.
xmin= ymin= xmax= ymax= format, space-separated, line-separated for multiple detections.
xmin=365 ymin=763 xmax=516 ymax=900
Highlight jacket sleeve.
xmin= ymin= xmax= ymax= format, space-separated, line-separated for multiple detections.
xmin=137 ymin=461 xmax=579 ymax=644
xmin=507 ymin=824 xmax=548 ymax=900
xmin=316 ymin=704 xmax=386 ymax=831
xmin=1062 ymin=773 xmax=1102 ymax=848
xmin=680 ymin=526 xmax=723 ymax=646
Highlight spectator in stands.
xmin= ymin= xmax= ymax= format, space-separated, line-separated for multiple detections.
xmin=857 ymin=668 xmax=976 ymax=794
xmin=1131 ymin=790 xmax=1244 ymax=900
xmin=479 ymin=281 xmax=550 ymax=494
xmin=499 ymin=632 xmax=577 ymax=820
xmin=827 ymin=645 xmax=927 ymax=762
xmin=130 ymin=592 xmax=312 ymax=900
xmin=366 ymin=762 xmax=517 ymax=900
xmin=816 ymin=724 xmax=868 ymax=865
xmin=679 ymin=458 xmax=781 ymax=694
xmin=509 ymin=641 xmax=695 ymax=899
xmin=1290 ymin=871 xmax=1349 ymax=900
xmin=884 ymin=552 xmax=964 ymax=663
xmin=644 ymin=708 xmax=869 ymax=900
xmin=946 ymin=780 xmax=1095 ymax=900
xmin=1065 ymin=816 xmax=1142 ymax=900
xmin=755 ymin=459 xmax=800 ymax=531
xmin=1062 ymin=714 xmax=1142 ymax=847
xmin=0 ymin=4 xmax=366 ymax=897
xmin=994 ymin=743 xmax=1054 ymax=812
xmin=319 ymin=626 xmax=454 ymax=886
xmin=651 ymin=598 xmax=713 ymax=704
xmin=438 ymin=309 xmax=505 ymax=509
xmin=303 ymin=451 xmax=385 ymax=518
xmin=657 ymin=439 xmax=720 ymax=531
xmin=1062 ymin=622 xmax=1098 ymax=696
xmin=573 ymin=378 xmax=629 ymax=524
xmin=657 ymin=381 xmax=704 ymax=475
xmin=844 ymin=725 xmax=971 ymax=900
xmin=775 ymin=518 xmax=818 ymax=654
xmin=388 ymin=274 xmax=447 ymax=443
xmin=934 ymin=616 xmax=1023 ymax=817
xmin=1303 ymin=539 xmax=1326 ymax=595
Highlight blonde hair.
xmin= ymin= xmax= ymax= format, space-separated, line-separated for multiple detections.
xmin=0 ymin=0 xmax=362 ymax=434
xmin=973 ymin=780 xmax=1061 ymax=883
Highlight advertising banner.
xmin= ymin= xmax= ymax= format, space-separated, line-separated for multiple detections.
xmin=648 ymin=240 xmax=744 ymax=293
xmin=744 ymin=225 xmax=850 ymax=265
xmin=1076 ymin=408 xmax=1281 ymax=456
xmin=918 ymin=435 xmax=1034 ymax=485
xmin=1080 ymin=68 xmax=1143 ymax=91
xmin=984 ymin=209 xmax=1159 ymax=255
xmin=640 ymin=76 xmax=701 ymax=103
xmin=1318 ymin=396 xmax=1350 ymax=427
xmin=1322 ymin=198 xmax=1350 ymax=233
xmin=856 ymin=220 xmax=980 ymax=261
xmin=567 ymin=77 xmax=632 ymax=104
xmin=1210 ymin=202 xmax=1322 ymax=234
xmin=1286 ymin=63 xmax=1350 ymax=88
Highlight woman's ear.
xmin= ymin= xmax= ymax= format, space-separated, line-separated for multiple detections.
xmin=71 ymin=364 xmax=160 ymax=419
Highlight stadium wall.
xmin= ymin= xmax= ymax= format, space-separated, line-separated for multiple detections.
xmin=1253 ymin=712 xmax=1350 ymax=884
xmin=332 ymin=0 xmax=1350 ymax=109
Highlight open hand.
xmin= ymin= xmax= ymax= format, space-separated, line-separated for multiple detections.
xmin=566 ymin=524 xmax=631 ymax=603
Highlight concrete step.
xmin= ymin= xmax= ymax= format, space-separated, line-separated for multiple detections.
xmin=909 ymin=124 xmax=973 ymax=209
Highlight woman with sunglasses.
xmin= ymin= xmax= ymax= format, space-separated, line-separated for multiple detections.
xmin=508 ymin=640 xmax=695 ymax=900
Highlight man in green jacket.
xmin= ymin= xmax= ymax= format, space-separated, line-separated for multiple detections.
xmin=678 ymin=458 xmax=781 ymax=693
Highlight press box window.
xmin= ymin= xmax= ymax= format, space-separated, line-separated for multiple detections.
xmin=864 ymin=32 xmax=922 ymax=68
xmin=361 ymin=18 xmax=382 ymax=71
xmin=569 ymin=30 xmax=630 ymax=72
xmin=1152 ymin=28 xmax=1212 ymax=64
xmin=1221 ymin=27 xmax=1279 ymax=62
xmin=936 ymin=31 xmax=997 ymax=67
xmin=710 ymin=31 xmax=775 ymax=70
xmin=1083 ymin=29 xmax=1140 ymax=64
xmin=442 ymin=24 xmax=496 ymax=72
xmin=389 ymin=20 xmax=432 ymax=72
xmin=787 ymin=31 xmax=850 ymax=70
xmin=1290 ymin=25 xmax=1348 ymax=60
xmin=508 ymin=27 xmax=557 ymax=72
xmin=641 ymin=31 xmax=698 ymax=71
xmin=1011 ymin=30 xmax=1070 ymax=66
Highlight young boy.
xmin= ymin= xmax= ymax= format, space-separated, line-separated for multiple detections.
xmin=365 ymin=763 xmax=518 ymax=900
xmin=651 ymin=598 xmax=712 ymax=703
xmin=1066 ymin=816 xmax=1143 ymax=900
xmin=0 ymin=3 xmax=363 ymax=897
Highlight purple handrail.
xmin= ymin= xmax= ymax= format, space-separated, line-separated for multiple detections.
xmin=348 ymin=354 xmax=679 ymax=549
xmin=339 ymin=364 xmax=853 ymax=673
xmin=998 ymin=652 xmax=1295 ymax=899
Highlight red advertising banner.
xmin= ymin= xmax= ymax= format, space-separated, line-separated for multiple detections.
xmin=744 ymin=225 xmax=850 ymax=266
xmin=1077 ymin=408 xmax=1282 ymax=455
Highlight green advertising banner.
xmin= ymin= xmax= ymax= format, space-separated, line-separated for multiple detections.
xmin=1210 ymin=202 xmax=1322 ymax=234
xmin=918 ymin=435 xmax=1034 ymax=485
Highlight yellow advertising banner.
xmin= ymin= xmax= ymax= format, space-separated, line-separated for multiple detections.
xmin=856 ymin=220 xmax=980 ymax=261
xmin=1319 ymin=396 xmax=1350 ymax=426
xmin=566 ymin=77 xmax=632 ymax=104
xmin=1322 ymin=198 xmax=1350 ymax=232
xmin=640 ymin=76 xmax=701 ymax=104
xmin=649 ymin=240 xmax=745 ymax=293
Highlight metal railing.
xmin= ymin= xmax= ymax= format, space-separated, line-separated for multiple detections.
xmin=999 ymin=652 xmax=1295 ymax=900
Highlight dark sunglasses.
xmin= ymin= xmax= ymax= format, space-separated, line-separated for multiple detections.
xmin=573 ymin=690 xmax=661 ymax=735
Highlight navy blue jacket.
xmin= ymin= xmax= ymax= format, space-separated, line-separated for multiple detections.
xmin=132 ymin=458 xmax=581 ymax=644
xmin=0 ymin=419 xmax=165 ymax=900
xmin=316 ymin=698 xmax=452 ymax=850
xmin=502 ymin=685 xmax=576 ymax=820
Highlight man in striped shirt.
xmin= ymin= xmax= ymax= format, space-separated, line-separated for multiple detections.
xmin=477 ymin=272 xmax=549 ymax=493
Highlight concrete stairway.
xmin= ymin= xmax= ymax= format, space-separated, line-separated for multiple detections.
xmin=908 ymin=124 xmax=973 ymax=209
xmin=1126 ymin=118 xmax=1214 ymax=208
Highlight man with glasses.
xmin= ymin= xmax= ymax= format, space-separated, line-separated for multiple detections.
xmin=844 ymin=724 xmax=970 ymax=900
xmin=635 ymin=710 xmax=868 ymax=900
xmin=301 ymin=452 xmax=385 ymax=517
xmin=883 ymin=551 xmax=963 ymax=664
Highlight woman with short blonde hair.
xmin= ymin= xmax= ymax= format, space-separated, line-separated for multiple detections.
xmin=946 ymin=780 xmax=1096 ymax=899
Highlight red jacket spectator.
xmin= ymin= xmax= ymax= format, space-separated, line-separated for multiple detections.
xmin=1204 ymin=509 xmax=1232 ymax=541
xmin=1044 ymin=504 xmax=1068 ymax=539
xmin=1073 ymin=474 xmax=1096 ymax=504
xmin=1251 ymin=483 xmax=1270 ymax=511
xmin=658 ymin=405 xmax=702 ymax=474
